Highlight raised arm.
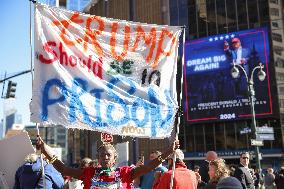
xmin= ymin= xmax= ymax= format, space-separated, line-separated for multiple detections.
xmin=131 ymin=140 xmax=179 ymax=179
xmin=36 ymin=136 xmax=83 ymax=179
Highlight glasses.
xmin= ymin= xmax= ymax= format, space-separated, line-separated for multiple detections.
xmin=242 ymin=157 xmax=249 ymax=159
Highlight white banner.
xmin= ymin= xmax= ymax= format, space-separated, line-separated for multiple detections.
xmin=30 ymin=4 xmax=182 ymax=138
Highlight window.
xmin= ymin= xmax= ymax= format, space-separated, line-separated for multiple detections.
xmin=237 ymin=0 xmax=249 ymax=30
xmin=248 ymin=0 xmax=259 ymax=28
xmin=270 ymin=0 xmax=278 ymax=4
xmin=275 ymin=50 xmax=282 ymax=56
xmin=276 ymin=72 xmax=284 ymax=81
xmin=225 ymin=124 xmax=236 ymax=150
xmin=236 ymin=121 xmax=249 ymax=150
xmin=276 ymin=58 xmax=284 ymax=68
xmin=226 ymin=0 xmax=238 ymax=32
xmin=195 ymin=125 xmax=205 ymax=151
xmin=259 ymin=0 xmax=270 ymax=26
xmin=57 ymin=135 xmax=66 ymax=140
xmin=272 ymin=33 xmax=283 ymax=42
xmin=205 ymin=125 xmax=214 ymax=151
xmin=279 ymin=86 xmax=284 ymax=93
xmin=272 ymin=21 xmax=279 ymax=28
xmin=270 ymin=8 xmax=279 ymax=16
xmin=204 ymin=0 xmax=221 ymax=35
xmin=186 ymin=125 xmax=195 ymax=151
xmin=215 ymin=123 xmax=225 ymax=150
xmin=280 ymin=99 xmax=284 ymax=108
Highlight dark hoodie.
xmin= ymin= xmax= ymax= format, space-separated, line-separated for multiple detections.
xmin=13 ymin=158 xmax=64 ymax=189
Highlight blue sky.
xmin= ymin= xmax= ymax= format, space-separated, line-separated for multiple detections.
xmin=0 ymin=0 xmax=33 ymax=125
xmin=0 ymin=0 xmax=94 ymax=126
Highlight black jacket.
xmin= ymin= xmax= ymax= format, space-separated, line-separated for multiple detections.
xmin=198 ymin=161 xmax=210 ymax=189
xmin=234 ymin=164 xmax=255 ymax=189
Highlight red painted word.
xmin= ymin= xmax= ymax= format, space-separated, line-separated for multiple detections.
xmin=38 ymin=41 xmax=103 ymax=79
xmin=51 ymin=13 xmax=178 ymax=68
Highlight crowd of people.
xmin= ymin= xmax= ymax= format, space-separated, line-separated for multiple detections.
xmin=193 ymin=151 xmax=284 ymax=189
xmin=11 ymin=137 xmax=284 ymax=189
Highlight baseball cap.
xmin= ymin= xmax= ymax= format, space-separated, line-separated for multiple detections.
xmin=169 ymin=149 xmax=184 ymax=160
xmin=232 ymin=38 xmax=240 ymax=43
xmin=216 ymin=176 xmax=242 ymax=189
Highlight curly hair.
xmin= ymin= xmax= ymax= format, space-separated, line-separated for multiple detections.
xmin=209 ymin=158 xmax=230 ymax=182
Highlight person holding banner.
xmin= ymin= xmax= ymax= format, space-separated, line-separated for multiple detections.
xmin=134 ymin=151 xmax=168 ymax=189
xmin=36 ymin=136 xmax=179 ymax=189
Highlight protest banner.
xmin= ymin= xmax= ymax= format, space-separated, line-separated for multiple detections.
xmin=30 ymin=4 xmax=182 ymax=138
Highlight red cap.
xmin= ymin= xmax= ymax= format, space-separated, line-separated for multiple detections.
xmin=232 ymin=38 xmax=240 ymax=43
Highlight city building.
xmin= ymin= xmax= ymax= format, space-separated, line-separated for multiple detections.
xmin=25 ymin=124 xmax=69 ymax=163
xmin=180 ymin=0 xmax=284 ymax=169
xmin=1 ymin=98 xmax=23 ymax=139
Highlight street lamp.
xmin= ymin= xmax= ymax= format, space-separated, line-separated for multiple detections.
xmin=231 ymin=61 xmax=266 ymax=171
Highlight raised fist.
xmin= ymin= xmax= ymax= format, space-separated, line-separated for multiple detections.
xmin=224 ymin=41 xmax=229 ymax=50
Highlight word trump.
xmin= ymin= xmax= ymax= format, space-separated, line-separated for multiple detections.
xmin=41 ymin=77 xmax=175 ymax=135
xmin=48 ymin=11 xmax=179 ymax=68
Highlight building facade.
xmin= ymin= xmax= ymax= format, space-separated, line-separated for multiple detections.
xmin=25 ymin=124 xmax=69 ymax=163
xmin=180 ymin=0 xmax=284 ymax=169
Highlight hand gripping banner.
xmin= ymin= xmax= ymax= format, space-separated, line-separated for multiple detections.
xmin=30 ymin=4 xmax=182 ymax=138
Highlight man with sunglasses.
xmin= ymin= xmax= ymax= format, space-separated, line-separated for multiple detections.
xmin=234 ymin=152 xmax=255 ymax=189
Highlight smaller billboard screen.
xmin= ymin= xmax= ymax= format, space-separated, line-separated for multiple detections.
xmin=184 ymin=27 xmax=272 ymax=122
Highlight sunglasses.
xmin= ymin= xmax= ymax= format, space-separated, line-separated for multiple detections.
xmin=242 ymin=157 xmax=249 ymax=159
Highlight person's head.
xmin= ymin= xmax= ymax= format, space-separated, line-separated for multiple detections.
xmin=254 ymin=168 xmax=260 ymax=173
xmin=279 ymin=167 xmax=284 ymax=175
xmin=206 ymin=151 xmax=218 ymax=162
xmin=167 ymin=149 xmax=184 ymax=169
xmin=232 ymin=37 xmax=241 ymax=49
xmin=97 ymin=143 xmax=118 ymax=168
xmin=25 ymin=153 xmax=39 ymax=163
xmin=267 ymin=167 xmax=274 ymax=174
xmin=208 ymin=158 xmax=230 ymax=182
xmin=229 ymin=165 xmax=236 ymax=176
xmin=89 ymin=159 xmax=99 ymax=167
xmin=240 ymin=152 xmax=250 ymax=167
xmin=149 ymin=151 xmax=162 ymax=160
xmin=80 ymin=157 xmax=92 ymax=168
xmin=216 ymin=176 xmax=242 ymax=189
xmin=194 ymin=165 xmax=200 ymax=173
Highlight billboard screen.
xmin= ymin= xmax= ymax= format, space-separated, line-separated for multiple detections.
xmin=184 ymin=27 xmax=272 ymax=123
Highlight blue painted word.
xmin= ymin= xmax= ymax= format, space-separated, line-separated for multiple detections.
xmin=41 ymin=76 xmax=175 ymax=136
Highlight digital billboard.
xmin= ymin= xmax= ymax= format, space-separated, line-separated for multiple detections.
xmin=184 ymin=27 xmax=272 ymax=122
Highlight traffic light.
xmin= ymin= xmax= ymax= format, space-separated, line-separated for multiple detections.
xmin=6 ymin=81 xmax=17 ymax=98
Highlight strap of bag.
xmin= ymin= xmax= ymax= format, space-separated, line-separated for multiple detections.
xmin=34 ymin=163 xmax=47 ymax=189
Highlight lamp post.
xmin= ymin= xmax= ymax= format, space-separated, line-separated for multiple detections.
xmin=231 ymin=61 xmax=266 ymax=171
